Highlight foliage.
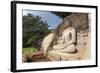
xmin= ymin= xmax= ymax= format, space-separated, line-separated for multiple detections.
xmin=23 ymin=13 xmax=50 ymax=48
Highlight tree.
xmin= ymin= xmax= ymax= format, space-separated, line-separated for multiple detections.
xmin=23 ymin=13 xmax=50 ymax=48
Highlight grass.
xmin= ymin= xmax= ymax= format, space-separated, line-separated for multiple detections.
xmin=22 ymin=47 xmax=38 ymax=58
xmin=22 ymin=47 xmax=37 ymax=53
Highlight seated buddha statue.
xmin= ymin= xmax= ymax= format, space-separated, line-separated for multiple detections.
xmin=41 ymin=19 xmax=77 ymax=56
xmin=52 ymin=27 xmax=77 ymax=53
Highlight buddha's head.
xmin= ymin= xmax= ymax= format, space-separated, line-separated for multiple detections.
xmin=58 ymin=19 xmax=72 ymax=35
xmin=53 ymin=19 xmax=72 ymax=38
xmin=63 ymin=19 xmax=72 ymax=30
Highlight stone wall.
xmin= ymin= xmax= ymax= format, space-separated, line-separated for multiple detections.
xmin=76 ymin=31 xmax=90 ymax=59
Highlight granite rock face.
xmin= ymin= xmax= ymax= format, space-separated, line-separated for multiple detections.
xmin=41 ymin=13 xmax=90 ymax=61
xmin=64 ymin=13 xmax=89 ymax=32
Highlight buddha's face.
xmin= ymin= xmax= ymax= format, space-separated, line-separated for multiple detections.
xmin=57 ymin=20 xmax=71 ymax=36
xmin=63 ymin=20 xmax=72 ymax=29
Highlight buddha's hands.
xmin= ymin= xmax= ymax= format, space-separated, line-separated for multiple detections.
xmin=53 ymin=44 xmax=65 ymax=50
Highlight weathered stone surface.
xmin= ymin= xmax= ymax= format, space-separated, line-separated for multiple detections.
xmin=41 ymin=13 xmax=90 ymax=61
xmin=31 ymin=52 xmax=45 ymax=61
xmin=64 ymin=13 xmax=89 ymax=31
